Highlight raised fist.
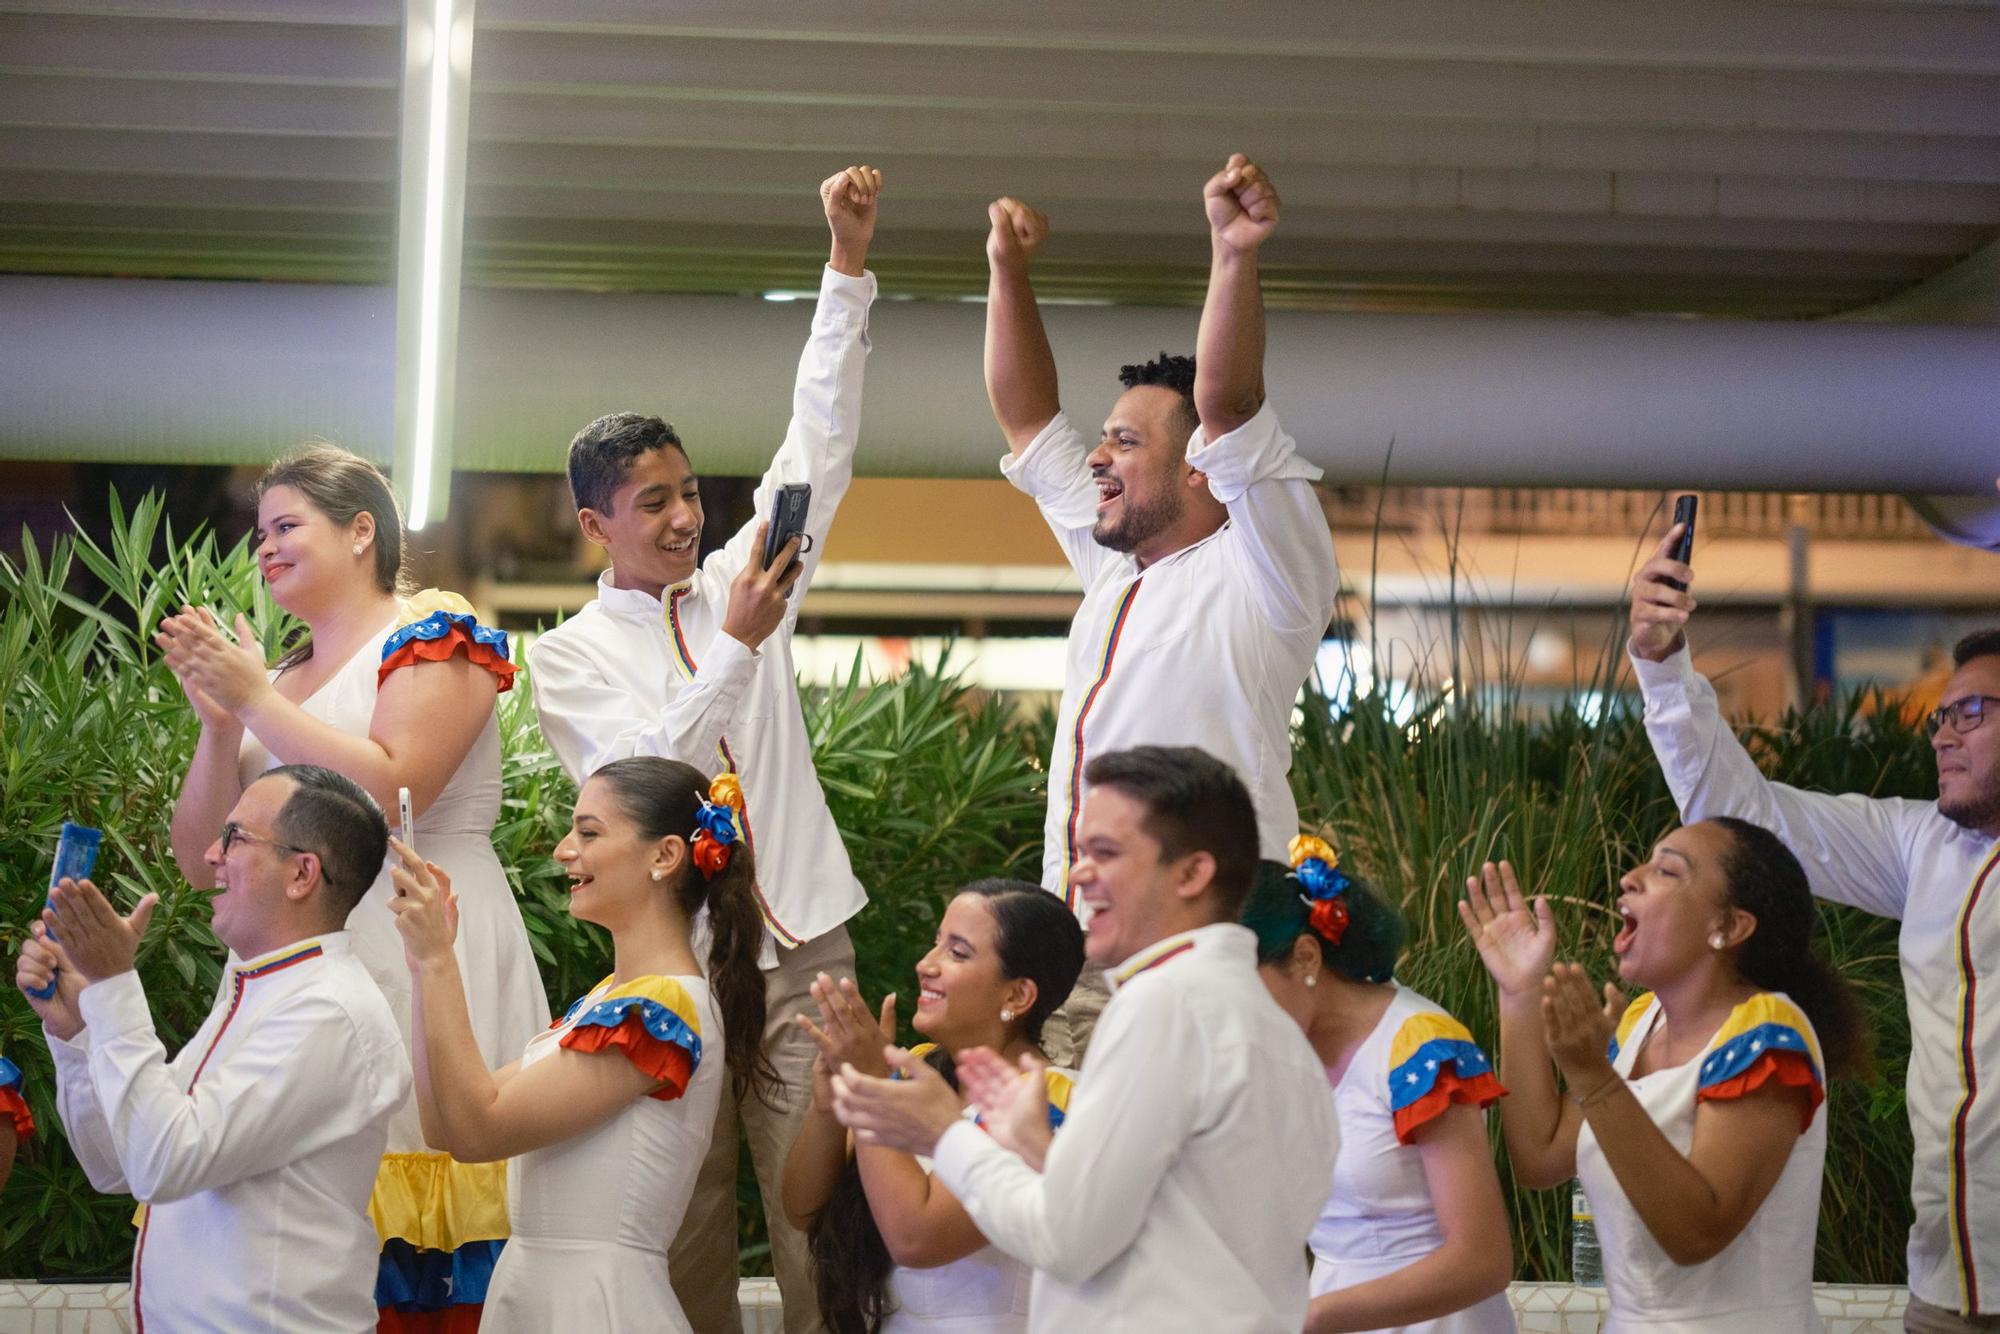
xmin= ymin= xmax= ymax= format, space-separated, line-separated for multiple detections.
xmin=822 ymin=165 xmax=882 ymax=270
xmin=986 ymin=197 xmax=1049 ymax=273
xmin=1203 ymin=153 xmax=1280 ymax=254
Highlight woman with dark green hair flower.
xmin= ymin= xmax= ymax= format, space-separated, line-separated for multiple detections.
xmin=1243 ymin=840 xmax=1516 ymax=1334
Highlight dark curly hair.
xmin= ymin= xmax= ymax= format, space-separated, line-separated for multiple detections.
xmin=1116 ymin=352 xmax=1198 ymax=445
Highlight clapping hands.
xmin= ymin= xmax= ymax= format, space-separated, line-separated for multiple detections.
xmin=1457 ymin=859 xmax=1556 ymax=1001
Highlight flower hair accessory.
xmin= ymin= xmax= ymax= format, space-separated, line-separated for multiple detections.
xmin=1289 ymin=833 xmax=1352 ymax=946
xmin=691 ymin=775 xmax=746 ymax=880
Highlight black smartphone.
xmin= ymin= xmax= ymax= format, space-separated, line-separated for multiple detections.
xmin=762 ymin=483 xmax=813 ymax=580
xmin=1665 ymin=494 xmax=1698 ymax=591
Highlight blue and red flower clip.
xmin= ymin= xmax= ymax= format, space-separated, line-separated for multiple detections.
xmin=691 ymin=774 xmax=745 ymax=880
xmin=1289 ymin=834 xmax=1352 ymax=945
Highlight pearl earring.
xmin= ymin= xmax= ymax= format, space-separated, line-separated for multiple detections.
xmin=352 ymin=544 xmax=364 ymax=555
xmin=1304 ymin=973 xmax=1317 ymax=988
xmin=1709 ymin=933 xmax=1725 ymax=950
xmin=1000 ymin=1008 xmax=1014 ymax=1022
xmin=651 ymin=869 xmax=663 ymax=882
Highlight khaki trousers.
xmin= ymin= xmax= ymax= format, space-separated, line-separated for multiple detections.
xmin=669 ymin=924 xmax=855 ymax=1334
xmin=1037 ymin=962 xmax=1111 ymax=1070
xmin=1907 ymin=1294 xmax=2000 ymax=1334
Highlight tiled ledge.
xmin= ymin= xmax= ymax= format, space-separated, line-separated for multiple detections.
xmin=1508 ymin=1283 xmax=1910 ymax=1334
xmin=0 ymin=1278 xmax=1911 ymax=1333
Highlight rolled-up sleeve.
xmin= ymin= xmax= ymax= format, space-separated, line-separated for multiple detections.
xmin=1186 ymin=403 xmax=1338 ymax=635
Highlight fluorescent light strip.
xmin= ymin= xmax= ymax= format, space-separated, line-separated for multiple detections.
xmin=407 ymin=0 xmax=453 ymax=532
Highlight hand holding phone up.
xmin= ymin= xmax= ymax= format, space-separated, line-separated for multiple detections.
xmin=723 ymin=520 xmax=806 ymax=652
xmin=1628 ymin=495 xmax=1698 ymax=664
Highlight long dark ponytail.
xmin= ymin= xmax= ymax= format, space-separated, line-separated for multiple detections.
xmin=1708 ymin=816 xmax=1869 ymax=1081
xmin=592 ymin=757 xmax=775 ymax=1104
xmin=806 ymin=879 xmax=1082 ymax=1334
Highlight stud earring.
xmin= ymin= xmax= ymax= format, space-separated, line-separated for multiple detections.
xmin=352 ymin=544 xmax=364 ymax=555
xmin=651 ymin=869 xmax=664 ymax=882
xmin=1304 ymin=972 xmax=1317 ymax=988
xmin=1000 ymin=1008 xmax=1015 ymax=1023
xmin=1708 ymin=933 xmax=1725 ymax=950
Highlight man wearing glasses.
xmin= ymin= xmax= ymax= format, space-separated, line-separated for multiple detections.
xmin=14 ymin=765 xmax=408 ymax=1333
xmin=1628 ymin=522 xmax=2000 ymax=1334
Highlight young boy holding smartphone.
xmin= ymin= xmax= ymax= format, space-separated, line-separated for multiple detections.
xmin=527 ymin=165 xmax=882 ymax=1334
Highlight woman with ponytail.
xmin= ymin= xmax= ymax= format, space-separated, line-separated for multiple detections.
xmin=1461 ymin=818 xmax=1867 ymax=1333
xmin=780 ymin=880 xmax=1085 ymax=1334
xmin=388 ymin=756 xmax=772 ymax=1332
xmin=1243 ymin=843 xmax=1516 ymax=1334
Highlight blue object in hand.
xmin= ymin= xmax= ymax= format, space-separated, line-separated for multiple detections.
xmin=26 ymin=822 xmax=103 ymax=1000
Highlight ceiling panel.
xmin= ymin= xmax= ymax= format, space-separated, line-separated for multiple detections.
xmin=1 ymin=0 xmax=1996 ymax=316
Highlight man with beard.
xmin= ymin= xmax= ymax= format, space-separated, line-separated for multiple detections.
xmin=1629 ymin=524 xmax=2000 ymax=1334
xmin=983 ymin=155 xmax=1339 ymax=1062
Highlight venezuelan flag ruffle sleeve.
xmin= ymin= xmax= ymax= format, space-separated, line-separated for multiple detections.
xmin=558 ymin=976 xmax=704 ymax=1101
xmin=1606 ymin=992 xmax=1656 ymax=1065
xmin=378 ymin=590 xmax=516 ymax=693
xmin=0 ymin=1054 xmax=33 ymax=1141
xmin=1041 ymin=1067 xmax=1075 ymax=1133
xmin=1696 ymin=992 xmax=1825 ymax=1132
xmin=1387 ymin=1012 xmax=1505 ymax=1146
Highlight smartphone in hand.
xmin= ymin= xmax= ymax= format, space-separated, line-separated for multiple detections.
xmin=762 ymin=483 xmax=813 ymax=582
xmin=398 ymin=786 xmax=415 ymax=853
xmin=1665 ymin=494 xmax=1698 ymax=592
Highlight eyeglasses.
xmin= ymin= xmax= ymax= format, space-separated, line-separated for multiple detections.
xmin=1926 ymin=695 xmax=1998 ymax=738
xmin=219 ymin=821 xmax=308 ymax=859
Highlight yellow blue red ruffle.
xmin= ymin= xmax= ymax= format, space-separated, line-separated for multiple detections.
xmin=369 ymin=1151 xmax=509 ymax=1251
xmin=1605 ymin=991 xmax=1657 ymax=1063
xmin=369 ymin=1151 xmax=506 ymax=1330
xmin=559 ymin=975 xmax=703 ymax=1101
xmin=378 ymin=591 xmax=515 ymax=693
xmin=1041 ymin=1067 xmax=1075 ymax=1132
xmin=1387 ymin=1012 xmax=1503 ymax=1144
xmin=1696 ymin=993 xmax=1825 ymax=1130
xmin=0 ymin=1056 xmax=32 ymax=1141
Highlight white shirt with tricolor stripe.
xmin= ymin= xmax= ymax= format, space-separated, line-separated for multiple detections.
xmin=529 ymin=264 xmax=876 ymax=960
xmin=932 ymin=923 xmax=1338 ymax=1334
xmin=1634 ymin=646 xmax=2000 ymax=1316
xmin=1001 ymin=401 xmax=1339 ymax=907
xmin=45 ymin=933 xmax=407 ymax=1332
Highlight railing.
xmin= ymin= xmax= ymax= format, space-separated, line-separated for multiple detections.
xmin=1322 ymin=488 xmax=1931 ymax=541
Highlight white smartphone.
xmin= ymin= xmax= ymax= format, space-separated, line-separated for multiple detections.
xmin=398 ymin=786 xmax=414 ymax=852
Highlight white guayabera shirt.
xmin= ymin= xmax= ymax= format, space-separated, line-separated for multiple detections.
xmin=46 ymin=932 xmax=408 ymax=1333
xmin=529 ymin=264 xmax=875 ymax=964
xmin=1634 ymin=646 xmax=2000 ymax=1316
xmin=1002 ymin=402 xmax=1340 ymax=911
xmin=934 ymin=923 xmax=1338 ymax=1334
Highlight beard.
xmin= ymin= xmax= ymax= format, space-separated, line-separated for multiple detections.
xmin=1939 ymin=777 xmax=2000 ymax=834
xmin=1091 ymin=482 xmax=1184 ymax=554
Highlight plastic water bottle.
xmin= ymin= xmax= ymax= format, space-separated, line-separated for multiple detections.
xmin=1571 ymin=1181 xmax=1604 ymax=1286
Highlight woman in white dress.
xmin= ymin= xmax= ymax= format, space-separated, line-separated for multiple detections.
xmin=779 ymin=880 xmax=1086 ymax=1334
xmin=1460 ymin=817 xmax=1869 ymax=1334
xmin=389 ymin=755 xmax=773 ymax=1332
xmin=1244 ymin=843 xmax=1517 ymax=1334
xmin=156 ymin=445 xmax=547 ymax=1329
